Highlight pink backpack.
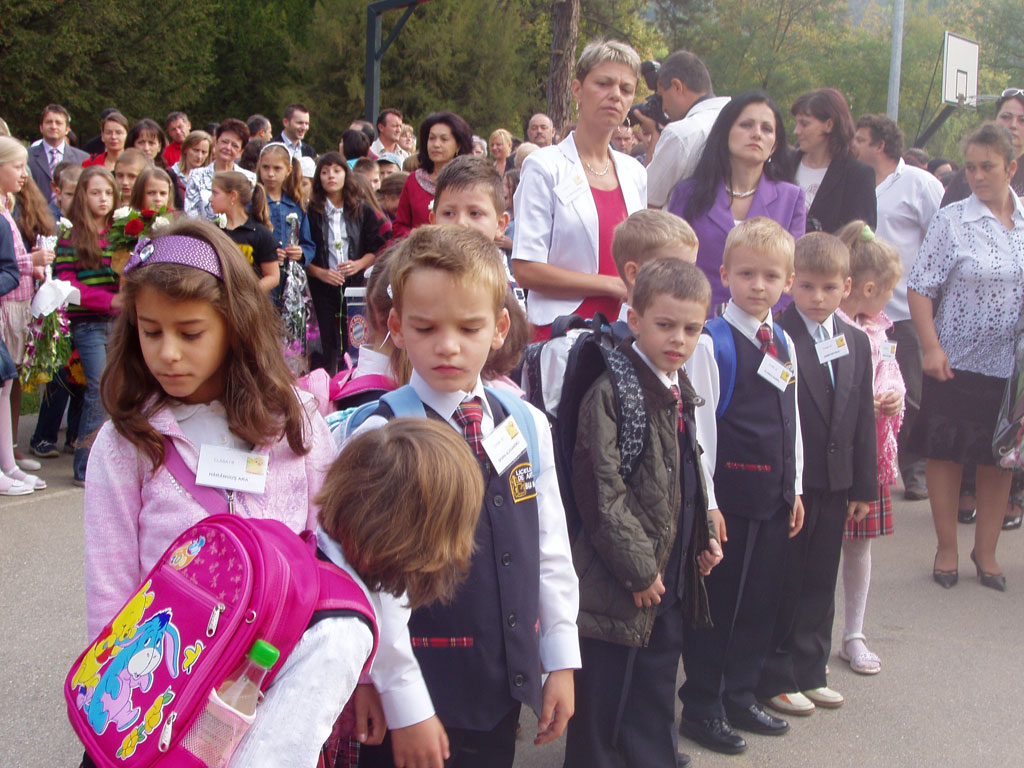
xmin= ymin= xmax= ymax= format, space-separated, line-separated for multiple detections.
xmin=66 ymin=447 xmax=378 ymax=767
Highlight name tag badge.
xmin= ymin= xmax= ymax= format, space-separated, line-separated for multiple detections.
xmin=554 ymin=173 xmax=587 ymax=205
xmin=758 ymin=354 xmax=795 ymax=392
xmin=880 ymin=341 xmax=898 ymax=361
xmin=195 ymin=444 xmax=269 ymax=494
xmin=481 ymin=416 xmax=528 ymax=475
xmin=815 ymin=333 xmax=850 ymax=364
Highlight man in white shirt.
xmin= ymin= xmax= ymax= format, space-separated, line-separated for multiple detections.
xmin=277 ymin=103 xmax=316 ymax=160
xmin=852 ymin=113 xmax=943 ymax=499
xmin=527 ymin=113 xmax=555 ymax=147
xmin=640 ymin=51 xmax=730 ymax=209
xmin=370 ymin=108 xmax=409 ymax=162
xmin=28 ymin=104 xmax=88 ymax=202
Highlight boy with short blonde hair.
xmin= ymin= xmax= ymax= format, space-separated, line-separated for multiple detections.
xmin=679 ymin=216 xmax=804 ymax=756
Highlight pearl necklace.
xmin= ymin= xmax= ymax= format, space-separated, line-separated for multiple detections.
xmin=583 ymin=157 xmax=611 ymax=177
xmin=725 ymin=186 xmax=757 ymax=199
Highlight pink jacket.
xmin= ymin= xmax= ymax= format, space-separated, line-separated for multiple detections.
xmin=84 ymin=393 xmax=335 ymax=637
xmin=838 ymin=308 xmax=906 ymax=486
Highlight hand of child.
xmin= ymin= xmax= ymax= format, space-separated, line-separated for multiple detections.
xmin=698 ymin=538 xmax=724 ymax=576
xmin=313 ymin=264 xmax=345 ymax=286
xmin=285 ymin=244 xmax=304 ymax=261
xmin=922 ymin=346 xmax=953 ymax=382
xmin=878 ymin=390 xmax=903 ymax=416
xmin=30 ymin=248 xmax=54 ymax=267
xmin=33 ymin=265 xmax=45 ymax=281
xmin=709 ymin=508 xmax=727 ymax=543
xmin=847 ymin=500 xmax=871 ymax=523
xmin=632 ymin=573 xmax=665 ymax=608
xmin=276 ymin=247 xmax=288 ymax=264
xmin=494 ymin=234 xmax=513 ymax=251
xmin=535 ymin=669 xmax=574 ymax=746
xmin=789 ymin=496 xmax=805 ymax=538
xmin=604 ymin=274 xmax=628 ymax=301
xmin=389 ymin=715 xmax=450 ymax=768
xmin=352 ymin=683 xmax=386 ymax=745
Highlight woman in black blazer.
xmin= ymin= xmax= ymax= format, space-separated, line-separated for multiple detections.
xmin=306 ymin=151 xmax=390 ymax=374
xmin=790 ymin=88 xmax=876 ymax=233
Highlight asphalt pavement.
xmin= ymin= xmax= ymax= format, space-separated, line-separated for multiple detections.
xmin=2 ymin=412 xmax=1022 ymax=767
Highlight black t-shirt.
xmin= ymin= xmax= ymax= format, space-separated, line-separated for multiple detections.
xmin=225 ymin=217 xmax=278 ymax=277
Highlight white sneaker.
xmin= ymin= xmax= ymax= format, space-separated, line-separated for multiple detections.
xmin=803 ymin=686 xmax=844 ymax=709
xmin=766 ymin=692 xmax=815 ymax=716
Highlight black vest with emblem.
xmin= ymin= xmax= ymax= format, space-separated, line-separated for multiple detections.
xmin=379 ymin=392 xmax=542 ymax=731
xmin=711 ymin=324 xmax=797 ymax=520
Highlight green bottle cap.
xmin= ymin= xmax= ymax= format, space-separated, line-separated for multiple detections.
xmin=247 ymin=640 xmax=280 ymax=669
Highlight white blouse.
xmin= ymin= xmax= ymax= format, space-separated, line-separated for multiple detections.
xmin=908 ymin=192 xmax=1024 ymax=378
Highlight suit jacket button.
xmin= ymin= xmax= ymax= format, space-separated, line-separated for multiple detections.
xmin=493 ymin=494 xmax=504 ymax=507
xmin=507 ymin=613 xmax=517 ymax=627
xmin=828 ymin=444 xmax=838 ymax=454
xmin=501 ymin=552 xmax=512 ymax=566
xmin=513 ymin=673 xmax=525 ymax=687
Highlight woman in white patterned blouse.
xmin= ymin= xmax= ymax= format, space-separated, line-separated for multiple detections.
xmin=908 ymin=122 xmax=1024 ymax=592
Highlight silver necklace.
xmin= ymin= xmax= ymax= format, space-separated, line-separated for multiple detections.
xmin=583 ymin=156 xmax=611 ymax=176
xmin=726 ymin=186 xmax=756 ymax=198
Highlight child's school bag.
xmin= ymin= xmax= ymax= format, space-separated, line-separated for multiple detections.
xmin=703 ymin=316 xmax=790 ymax=417
xmin=519 ymin=312 xmax=649 ymax=537
xmin=66 ymin=443 xmax=378 ymax=768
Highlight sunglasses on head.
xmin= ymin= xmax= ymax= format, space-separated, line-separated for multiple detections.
xmin=1001 ymin=88 xmax=1024 ymax=99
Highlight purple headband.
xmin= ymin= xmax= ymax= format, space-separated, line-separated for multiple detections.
xmin=123 ymin=235 xmax=224 ymax=280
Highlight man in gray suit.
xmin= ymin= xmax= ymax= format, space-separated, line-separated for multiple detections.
xmin=29 ymin=105 xmax=88 ymax=202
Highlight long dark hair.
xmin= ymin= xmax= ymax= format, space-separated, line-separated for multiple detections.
xmin=684 ymin=90 xmax=791 ymax=221
xmin=309 ymin=152 xmax=361 ymax=215
xmin=417 ymin=112 xmax=473 ymax=174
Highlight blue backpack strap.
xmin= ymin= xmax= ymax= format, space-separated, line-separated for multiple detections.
xmin=486 ymin=387 xmax=539 ymax=469
xmin=705 ymin=317 xmax=736 ymax=419
xmin=379 ymin=385 xmax=427 ymax=418
xmin=772 ymin=321 xmax=789 ymax=357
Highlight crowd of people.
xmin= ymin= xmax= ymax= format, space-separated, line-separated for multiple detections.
xmin=2 ymin=34 xmax=1021 ymax=768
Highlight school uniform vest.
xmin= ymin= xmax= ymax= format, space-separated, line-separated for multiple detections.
xmin=380 ymin=393 xmax=542 ymax=731
xmin=712 ymin=324 xmax=797 ymax=520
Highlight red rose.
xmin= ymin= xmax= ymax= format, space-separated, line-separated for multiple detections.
xmin=140 ymin=209 xmax=156 ymax=220
xmin=124 ymin=219 xmax=145 ymax=236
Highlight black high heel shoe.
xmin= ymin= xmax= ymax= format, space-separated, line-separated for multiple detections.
xmin=932 ymin=554 xmax=958 ymax=589
xmin=970 ymin=550 xmax=1006 ymax=592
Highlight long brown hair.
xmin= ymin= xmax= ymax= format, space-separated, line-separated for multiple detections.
xmin=179 ymin=130 xmax=213 ymax=175
xmin=213 ymin=171 xmax=270 ymax=229
xmin=101 ymin=218 xmax=310 ymax=469
xmin=128 ymin=167 xmax=175 ymax=212
xmin=365 ymin=248 xmax=411 ymax=383
xmin=308 ymin=152 xmax=360 ymax=215
xmin=68 ymin=167 xmax=118 ymax=270
xmin=316 ymin=418 xmax=482 ymax=609
xmin=258 ymin=143 xmax=306 ymax=210
xmin=14 ymin=176 xmax=56 ymax=244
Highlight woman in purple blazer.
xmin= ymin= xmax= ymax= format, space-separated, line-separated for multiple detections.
xmin=668 ymin=91 xmax=806 ymax=314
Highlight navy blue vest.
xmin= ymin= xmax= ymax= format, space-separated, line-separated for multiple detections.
xmin=711 ymin=324 xmax=797 ymax=520
xmin=381 ymin=394 xmax=542 ymax=731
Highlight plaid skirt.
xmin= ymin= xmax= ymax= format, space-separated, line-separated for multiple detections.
xmin=844 ymin=484 xmax=893 ymax=540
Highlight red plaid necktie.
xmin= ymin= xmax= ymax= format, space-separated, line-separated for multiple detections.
xmin=453 ymin=398 xmax=487 ymax=464
xmin=670 ymin=384 xmax=685 ymax=435
xmin=757 ymin=323 xmax=778 ymax=358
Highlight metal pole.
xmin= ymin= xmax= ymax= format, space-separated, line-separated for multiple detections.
xmin=365 ymin=8 xmax=382 ymax=124
xmin=887 ymin=0 xmax=905 ymax=120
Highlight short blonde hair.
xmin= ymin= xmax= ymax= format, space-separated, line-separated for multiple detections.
xmin=389 ymin=225 xmax=508 ymax=318
xmin=575 ymin=39 xmax=642 ymax=83
xmin=317 ymin=419 xmax=483 ymax=609
xmin=794 ymin=232 xmax=850 ymax=278
xmin=633 ymin=258 xmax=711 ymax=315
xmin=722 ymin=217 xmax=795 ymax=273
xmin=836 ymin=220 xmax=902 ymax=289
xmin=489 ymin=128 xmax=513 ymax=154
xmin=612 ymin=209 xmax=698 ymax=276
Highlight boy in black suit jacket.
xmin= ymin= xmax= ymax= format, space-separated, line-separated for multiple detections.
xmin=759 ymin=232 xmax=877 ymax=714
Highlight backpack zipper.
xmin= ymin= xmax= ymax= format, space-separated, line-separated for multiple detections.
xmin=207 ymin=602 xmax=227 ymax=637
xmin=227 ymin=489 xmax=235 ymax=515
xmin=158 ymin=711 xmax=177 ymax=751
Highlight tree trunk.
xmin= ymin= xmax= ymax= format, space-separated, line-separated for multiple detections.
xmin=547 ymin=0 xmax=580 ymax=135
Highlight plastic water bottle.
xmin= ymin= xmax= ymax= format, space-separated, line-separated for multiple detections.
xmin=217 ymin=639 xmax=280 ymax=717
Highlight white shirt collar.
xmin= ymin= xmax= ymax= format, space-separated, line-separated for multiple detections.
xmin=325 ymin=199 xmax=344 ymax=217
xmin=631 ymin=342 xmax=678 ymax=390
xmin=723 ymin=299 xmax=773 ymax=344
xmin=409 ymin=370 xmax=493 ymax=424
xmin=617 ymin=302 xmax=631 ymax=323
xmin=795 ymin=307 xmax=835 ymax=339
xmin=963 ymin=190 xmax=1024 ymax=225
xmin=43 ymin=140 xmax=66 ymax=155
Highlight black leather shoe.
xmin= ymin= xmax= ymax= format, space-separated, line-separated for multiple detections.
xmin=678 ymin=716 xmax=746 ymax=755
xmin=958 ymin=507 xmax=977 ymax=524
xmin=676 ymin=751 xmax=692 ymax=768
xmin=725 ymin=703 xmax=790 ymax=735
xmin=904 ymin=486 xmax=929 ymax=501
xmin=971 ymin=550 xmax=1007 ymax=591
xmin=1002 ymin=508 xmax=1022 ymax=530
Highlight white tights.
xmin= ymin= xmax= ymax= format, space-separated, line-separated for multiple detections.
xmin=841 ymin=538 xmax=872 ymax=656
xmin=0 ymin=379 xmax=18 ymax=490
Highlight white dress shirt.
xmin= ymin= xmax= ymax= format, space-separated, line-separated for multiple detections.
xmin=347 ymin=371 xmax=581 ymax=728
xmin=795 ymin=308 xmax=836 ymax=385
xmin=646 ymin=96 xmax=731 ymax=208
xmin=875 ymin=159 xmax=944 ymax=321
xmin=280 ymin=134 xmax=304 ymax=162
xmin=684 ymin=300 xmax=804 ymax=511
xmin=370 ymin=139 xmax=409 ymax=163
xmin=325 ymin=200 xmax=348 ymax=269
xmin=228 ymin=532 xmax=377 ymax=768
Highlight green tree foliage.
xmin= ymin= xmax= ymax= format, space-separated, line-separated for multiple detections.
xmin=0 ymin=0 xmax=216 ymax=141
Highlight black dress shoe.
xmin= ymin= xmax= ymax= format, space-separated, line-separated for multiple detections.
xmin=676 ymin=751 xmax=692 ymax=768
xmin=1002 ymin=509 xmax=1022 ymax=530
xmin=678 ymin=716 xmax=746 ymax=755
xmin=970 ymin=550 xmax=1007 ymax=591
xmin=725 ymin=703 xmax=790 ymax=736
xmin=904 ymin=486 xmax=929 ymax=501
xmin=958 ymin=507 xmax=977 ymax=524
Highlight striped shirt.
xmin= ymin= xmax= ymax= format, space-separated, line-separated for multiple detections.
xmin=53 ymin=234 xmax=119 ymax=322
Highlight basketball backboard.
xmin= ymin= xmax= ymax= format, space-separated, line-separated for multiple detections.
xmin=942 ymin=31 xmax=978 ymax=108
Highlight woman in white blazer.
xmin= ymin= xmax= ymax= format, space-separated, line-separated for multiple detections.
xmin=512 ymin=40 xmax=648 ymax=338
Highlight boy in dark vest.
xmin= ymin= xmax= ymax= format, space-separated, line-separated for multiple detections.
xmin=758 ymin=233 xmax=876 ymax=714
xmin=563 ymin=258 xmax=722 ymax=768
xmin=679 ymin=217 xmax=806 ymax=756
xmin=353 ymin=226 xmax=580 ymax=768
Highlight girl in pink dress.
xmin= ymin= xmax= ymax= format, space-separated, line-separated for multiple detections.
xmin=835 ymin=221 xmax=905 ymax=675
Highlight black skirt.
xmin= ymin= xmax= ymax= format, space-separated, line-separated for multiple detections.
xmin=910 ymin=369 xmax=1006 ymax=466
